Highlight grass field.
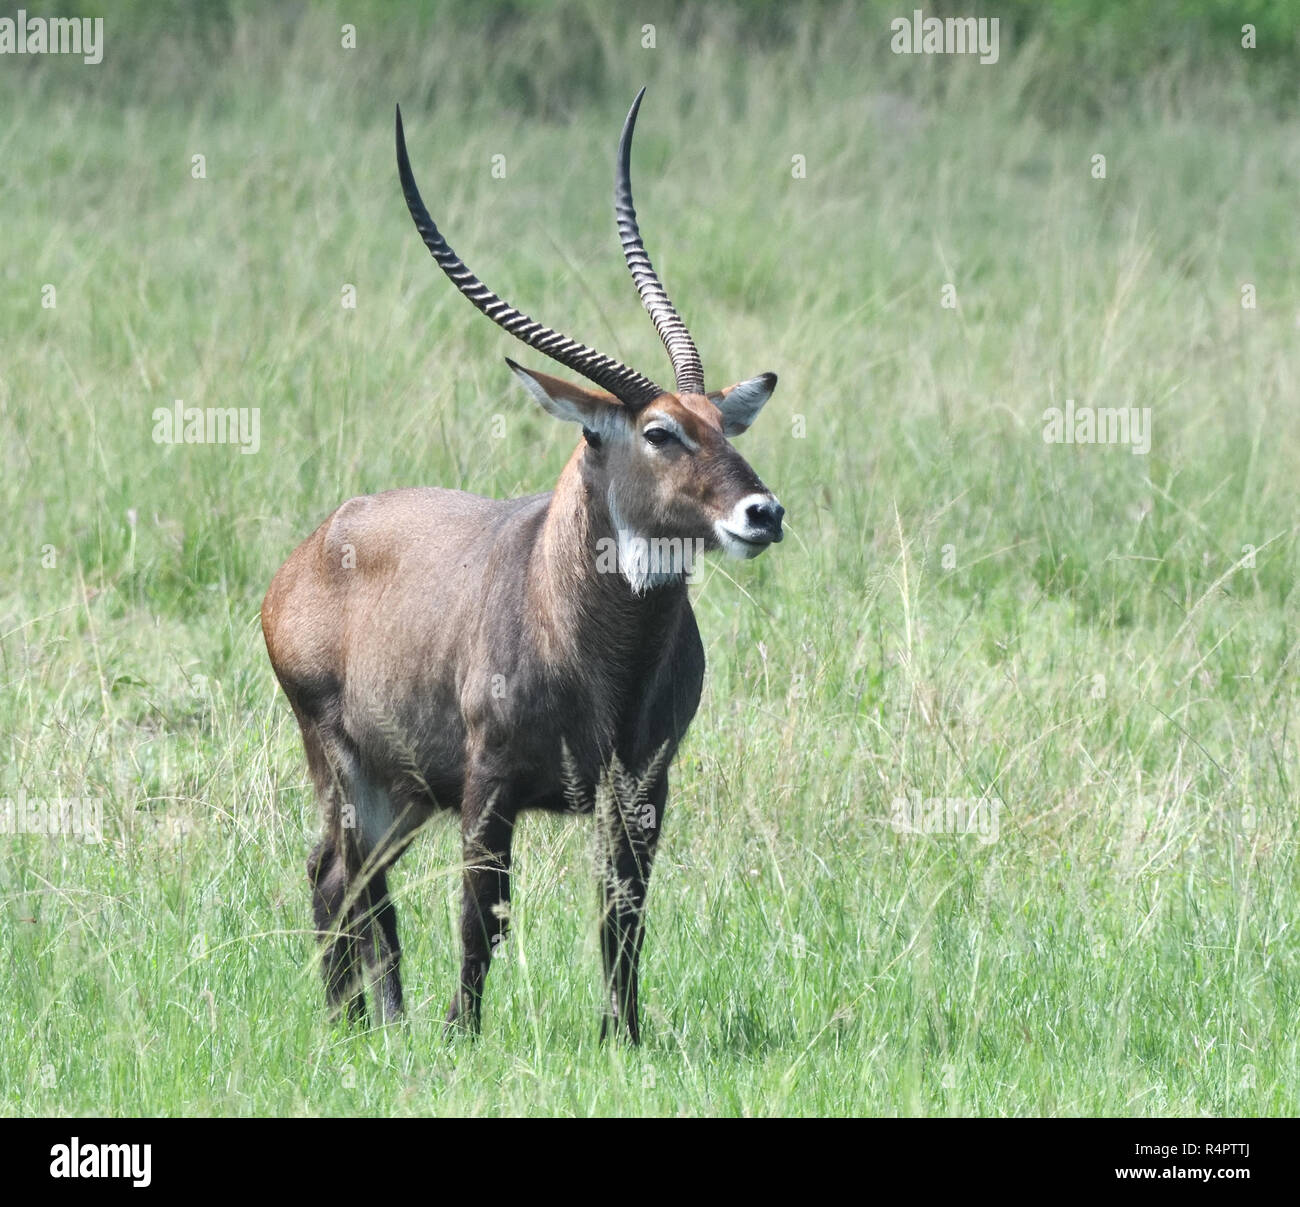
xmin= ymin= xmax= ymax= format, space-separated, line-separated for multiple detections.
xmin=2 ymin=2 xmax=1298 ymax=1115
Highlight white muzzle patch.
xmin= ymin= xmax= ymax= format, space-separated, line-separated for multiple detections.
xmin=715 ymin=492 xmax=784 ymax=559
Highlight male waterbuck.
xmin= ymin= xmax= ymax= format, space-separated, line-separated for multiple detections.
xmin=262 ymin=90 xmax=784 ymax=1040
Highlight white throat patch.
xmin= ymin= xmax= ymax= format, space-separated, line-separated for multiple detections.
xmin=606 ymin=485 xmax=682 ymax=593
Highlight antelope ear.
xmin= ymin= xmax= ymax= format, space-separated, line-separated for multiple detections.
xmin=506 ymin=359 xmax=624 ymax=436
xmin=708 ymin=372 xmax=777 ymax=436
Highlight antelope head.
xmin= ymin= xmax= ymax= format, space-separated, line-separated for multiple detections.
xmin=395 ymin=88 xmax=784 ymax=588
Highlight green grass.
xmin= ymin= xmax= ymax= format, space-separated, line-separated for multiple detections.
xmin=1 ymin=1 xmax=1297 ymax=1115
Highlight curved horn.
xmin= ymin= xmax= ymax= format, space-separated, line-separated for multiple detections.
xmin=396 ymin=105 xmax=663 ymax=408
xmin=615 ymin=87 xmax=705 ymax=396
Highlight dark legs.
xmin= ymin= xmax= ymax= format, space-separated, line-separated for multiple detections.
xmin=307 ymin=832 xmax=405 ymax=1026
xmin=302 ymin=724 xmax=409 ymax=1026
xmin=357 ymin=865 xmax=404 ymax=1022
xmin=445 ymin=776 xmax=516 ymax=1035
xmin=299 ymin=723 xmax=666 ymax=1041
xmin=308 ymin=835 xmax=366 ymax=1023
xmin=597 ymin=771 xmax=665 ymax=1044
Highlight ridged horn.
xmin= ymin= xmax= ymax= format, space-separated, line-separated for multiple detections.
xmin=615 ymin=87 xmax=705 ymax=396
xmin=396 ymin=104 xmax=663 ymax=408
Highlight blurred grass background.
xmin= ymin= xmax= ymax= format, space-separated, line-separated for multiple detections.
xmin=1 ymin=0 xmax=1297 ymax=1115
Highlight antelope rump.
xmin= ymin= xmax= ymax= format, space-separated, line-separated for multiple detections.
xmin=261 ymin=89 xmax=784 ymax=1041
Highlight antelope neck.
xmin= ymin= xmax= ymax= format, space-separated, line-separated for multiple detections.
xmin=527 ymin=444 xmax=685 ymax=661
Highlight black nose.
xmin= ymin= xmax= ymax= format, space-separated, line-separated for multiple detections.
xmin=746 ymin=499 xmax=785 ymax=536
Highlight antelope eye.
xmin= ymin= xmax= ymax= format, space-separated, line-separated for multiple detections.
xmin=643 ymin=427 xmax=676 ymax=447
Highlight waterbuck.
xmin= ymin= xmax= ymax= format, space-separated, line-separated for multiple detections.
xmin=261 ymin=90 xmax=784 ymax=1041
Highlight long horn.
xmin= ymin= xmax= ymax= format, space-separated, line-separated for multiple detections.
xmin=396 ymin=105 xmax=663 ymax=408
xmin=615 ymin=88 xmax=705 ymax=396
